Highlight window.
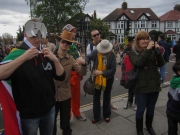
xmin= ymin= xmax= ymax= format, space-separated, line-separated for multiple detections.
xmin=117 ymin=35 xmax=124 ymax=43
xmin=146 ymin=13 xmax=150 ymax=16
xmin=116 ymin=21 xmax=124 ymax=29
xmin=152 ymin=21 xmax=157 ymax=28
xmin=130 ymin=10 xmax=134 ymax=13
xmin=141 ymin=21 xmax=146 ymax=28
xmin=167 ymin=22 xmax=173 ymax=28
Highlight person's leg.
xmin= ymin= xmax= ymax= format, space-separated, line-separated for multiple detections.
xmin=167 ymin=114 xmax=178 ymax=135
xmin=93 ymin=89 xmax=101 ymax=121
xmin=128 ymin=88 xmax=134 ymax=104
xmin=39 ymin=106 xmax=55 ymax=135
xmin=70 ymin=72 xmax=81 ymax=116
xmin=136 ymin=93 xmax=148 ymax=135
xmin=60 ymin=98 xmax=72 ymax=135
xmin=146 ymin=92 xmax=159 ymax=135
xmin=21 ymin=117 xmax=40 ymax=135
xmin=103 ymin=78 xmax=114 ymax=120
xmin=160 ymin=63 xmax=166 ymax=83
xmin=53 ymin=101 xmax=61 ymax=135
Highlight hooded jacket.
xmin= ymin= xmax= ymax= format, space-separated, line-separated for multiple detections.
xmin=7 ymin=42 xmax=66 ymax=119
xmin=129 ymin=46 xmax=165 ymax=93
xmin=167 ymin=76 xmax=180 ymax=119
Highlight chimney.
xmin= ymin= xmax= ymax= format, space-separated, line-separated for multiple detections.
xmin=174 ymin=4 xmax=180 ymax=11
xmin=94 ymin=10 xmax=96 ymax=19
xmin=122 ymin=2 xmax=127 ymax=10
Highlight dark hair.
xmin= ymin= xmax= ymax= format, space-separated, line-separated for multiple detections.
xmin=172 ymin=60 xmax=180 ymax=75
xmin=158 ymin=34 xmax=165 ymax=40
xmin=127 ymin=36 xmax=134 ymax=42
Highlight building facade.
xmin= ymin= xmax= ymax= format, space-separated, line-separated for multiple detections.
xmin=159 ymin=4 xmax=180 ymax=41
xmin=102 ymin=2 xmax=160 ymax=43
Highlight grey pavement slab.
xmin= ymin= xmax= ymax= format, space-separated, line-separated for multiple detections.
xmin=127 ymin=111 xmax=168 ymax=135
xmin=97 ymin=115 xmax=138 ymax=135
xmin=111 ymin=99 xmax=136 ymax=118
xmin=83 ymin=107 xmax=120 ymax=122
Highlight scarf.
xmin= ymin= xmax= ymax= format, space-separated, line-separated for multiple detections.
xmin=94 ymin=52 xmax=107 ymax=91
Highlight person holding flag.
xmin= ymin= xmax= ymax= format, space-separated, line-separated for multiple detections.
xmin=0 ymin=19 xmax=66 ymax=135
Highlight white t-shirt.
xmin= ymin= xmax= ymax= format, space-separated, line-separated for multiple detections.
xmin=86 ymin=44 xmax=96 ymax=55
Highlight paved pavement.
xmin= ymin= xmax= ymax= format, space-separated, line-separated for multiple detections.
xmin=53 ymin=84 xmax=179 ymax=135
xmin=1 ymin=84 xmax=179 ymax=135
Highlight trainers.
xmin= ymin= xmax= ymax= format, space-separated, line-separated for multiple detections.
xmin=74 ymin=116 xmax=86 ymax=121
xmin=134 ymin=103 xmax=137 ymax=111
xmin=124 ymin=102 xmax=132 ymax=109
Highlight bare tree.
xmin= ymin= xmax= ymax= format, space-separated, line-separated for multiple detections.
xmin=2 ymin=33 xmax=13 ymax=45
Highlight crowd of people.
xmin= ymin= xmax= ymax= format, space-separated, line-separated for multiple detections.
xmin=0 ymin=18 xmax=180 ymax=135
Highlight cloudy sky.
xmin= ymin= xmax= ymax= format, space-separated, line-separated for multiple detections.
xmin=0 ymin=0 xmax=179 ymax=37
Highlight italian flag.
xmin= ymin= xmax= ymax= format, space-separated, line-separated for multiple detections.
xmin=0 ymin=48 xmax=26 ymax=135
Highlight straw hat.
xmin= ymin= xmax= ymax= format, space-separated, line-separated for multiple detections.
xmin=96 ymin=39 xmax=113 ymax=53
xmin=54 ymin=30 xmax=74 ymax=43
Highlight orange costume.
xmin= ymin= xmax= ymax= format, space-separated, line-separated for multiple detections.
xmin=70 ymin=71 xmax=81 ymax=116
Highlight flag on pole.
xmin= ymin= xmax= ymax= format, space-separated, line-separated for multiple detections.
xmin=0 ymin=48 xmax=26 ymax=135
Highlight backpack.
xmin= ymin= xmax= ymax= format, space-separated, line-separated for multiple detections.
xmin=120 ymin=53 xmax=139 ymax=89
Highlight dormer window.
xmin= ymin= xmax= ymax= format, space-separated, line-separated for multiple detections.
xmin=146 ymin=13 xmax=150 ymax=16
xmin=130 ymin=10 xmax=134 ymax=13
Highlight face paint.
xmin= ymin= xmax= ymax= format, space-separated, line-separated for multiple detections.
xmin=25 ymin=21 xmax=47 ymax=40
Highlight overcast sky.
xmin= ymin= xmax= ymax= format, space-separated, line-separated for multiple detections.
xmin=0 ymin=0 xmax=179 ymax=37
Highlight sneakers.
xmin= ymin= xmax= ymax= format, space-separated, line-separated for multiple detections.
xmin=74 ymin=115 xmax=86 ymax=121
xmin=124 ymin=102 xmax=132 ymax=109
xmin=134 ymin=103 xmax=137 ymax=111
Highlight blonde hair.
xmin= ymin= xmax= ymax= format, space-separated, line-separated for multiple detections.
xmin=134 ymin=31 xmax=150 ymax=52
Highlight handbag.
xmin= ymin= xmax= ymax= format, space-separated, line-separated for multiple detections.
xmin=83 ymin=74 xmax=95 ymax=96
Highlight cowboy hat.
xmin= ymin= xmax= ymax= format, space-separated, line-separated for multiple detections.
xmin=54 ymin=30 xmax=74 ymax=43
xmin=96 ymin=39 xmax=113 ymax=53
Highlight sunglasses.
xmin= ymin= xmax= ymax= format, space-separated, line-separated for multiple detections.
xmin=61 ymin=40 xmax=72 ymax=45
xmin=92 ymin=33 xmax=100 ymax=37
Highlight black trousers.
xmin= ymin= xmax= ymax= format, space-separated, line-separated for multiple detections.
xmin=53 ymin=98 xmax=72 ymax=135
xmin=93 ymin=77 xmax=114 ymax=121
xmin=167 ymin=114 xmax=180 ymax=135
xmin=128 ymin=88 xmax=136 ymax=104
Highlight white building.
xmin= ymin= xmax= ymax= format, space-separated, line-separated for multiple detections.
xmin=102 ymin=2 xmax=160 ymax=43
xmin=159 ymin=4 xmax=180 ymax=41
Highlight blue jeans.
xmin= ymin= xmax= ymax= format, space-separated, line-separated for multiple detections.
xmin=136 ymin=92 xmax=159 ymax=118
xmin=21 ymin=106 xmax=55 ymax=135
xmin=160 ymin=63 xmax=166 ymax=83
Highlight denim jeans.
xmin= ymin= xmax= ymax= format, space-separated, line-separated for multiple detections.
xmin=136 ymin=92 xmax=159 ymax=118
xmin=160 ymin=63 xmax=166 ymax=83
xmin=21 ymin=106 xmax=55 ymax=135
xmin=93 ymin=77 xmax=114 ymax=121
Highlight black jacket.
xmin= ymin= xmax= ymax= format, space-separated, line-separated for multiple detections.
xmin=8 ymin=42 xmax=66 ymax=119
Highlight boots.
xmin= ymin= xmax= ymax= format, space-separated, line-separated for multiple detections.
xmin=136 ymin=117 xmax=144 ymax=135
xmin=146 ymin=115 xmax=156 ymax=135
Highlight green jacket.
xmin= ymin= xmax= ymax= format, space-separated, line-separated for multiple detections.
xmin=129 ymin=48 xmax=165 ymax=94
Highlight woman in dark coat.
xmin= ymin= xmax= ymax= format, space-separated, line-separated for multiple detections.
xmin=129 ymin=31 xmax=165 ymax=135
xmin=85 ymin=39 xmax=116 ymax=123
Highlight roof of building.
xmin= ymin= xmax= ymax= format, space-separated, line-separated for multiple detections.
xmin=102 ymin=8 xmax=159 ymax=21
xmin=159 ymin=10 xmax=180 ymax=21
xmin=165 ymin=30 xmax=177 ymax=34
